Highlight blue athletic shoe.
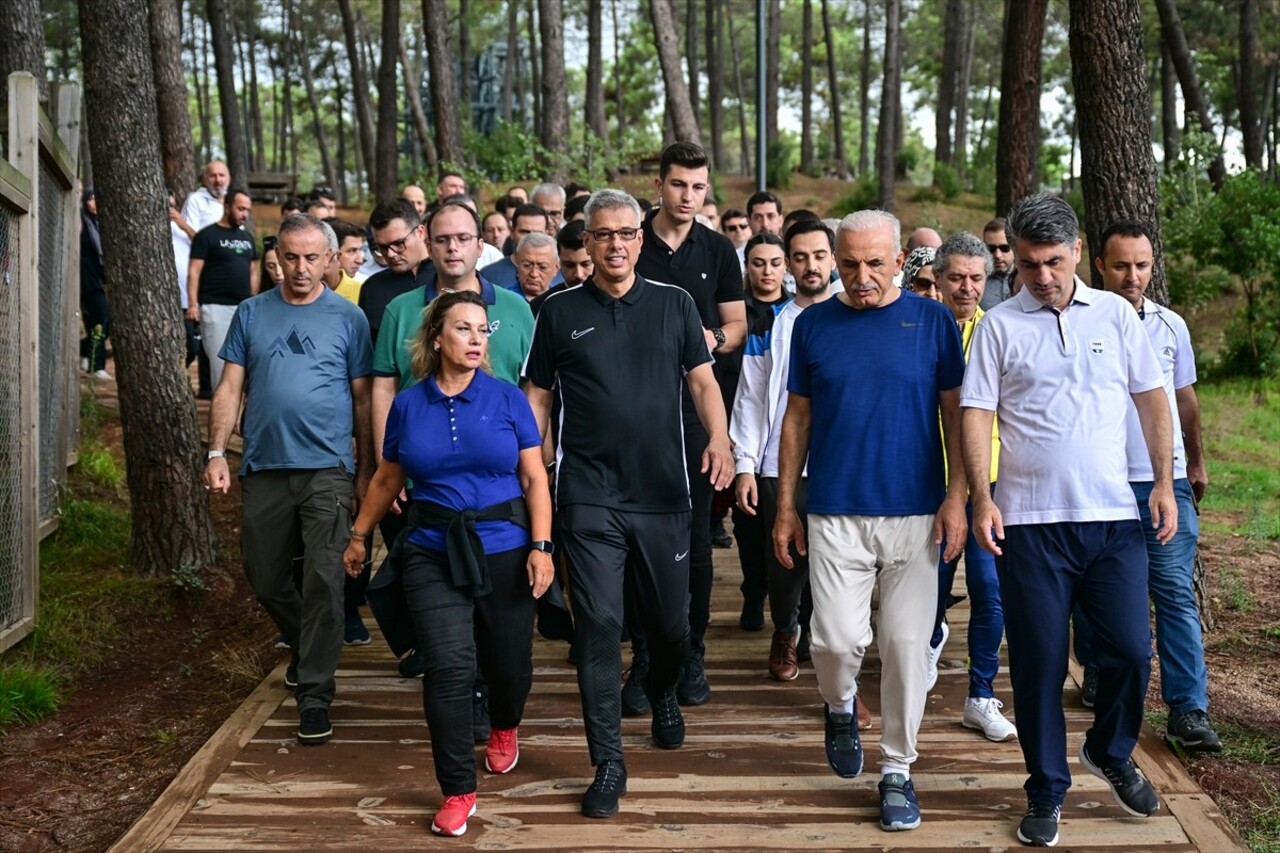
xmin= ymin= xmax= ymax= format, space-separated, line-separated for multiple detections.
xmin=823 ymin=701 xmax=863 ymax=778
xmin=878 ymin=772 xmax=921 ymax=831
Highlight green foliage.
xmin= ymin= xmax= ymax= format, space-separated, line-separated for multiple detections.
xmin=827 ymin=174 xmax=880 ymax=218
xmin=171 ymin=563 xmax=208 ymax=600
xmin=931 ymin=162 xmax=964 ymax=200
xmin=78 ymin=439 xmax=124 ymax=491
xmin=766 ymin=137 xmax=797 ymax=190
xmin=1195 ymin=379 xmax=1280 ymax=541
xmin=462 ymin=120 xmax=549 ymax=185
xmin=1160 ymin=131 xmax=1234 ymax=309
xmin=0 ymin=664 xmax=61 ymax=728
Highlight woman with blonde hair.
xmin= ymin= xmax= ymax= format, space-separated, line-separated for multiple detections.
xmin=344 ymin=289 xmax=553 ymax=838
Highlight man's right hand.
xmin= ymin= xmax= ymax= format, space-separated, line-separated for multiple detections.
xmin=735 ymin=472 xmax=758 ymax=516
xmin=971 ymin=495 xmax=1004 ymax=556
xmin=772 ymin=506 xmax=806 ymax=569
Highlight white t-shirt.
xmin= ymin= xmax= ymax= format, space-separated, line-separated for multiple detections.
xmin=1124 ymin=298 xmax=1195 ymax=482
xmin=961 ymin=279 xmax=1164 ymax=526
xmin=171 ymin=220 xmax=191 ymax=309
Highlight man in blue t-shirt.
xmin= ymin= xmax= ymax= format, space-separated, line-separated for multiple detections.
xmin=773 ymin=209 xmax=968 ymax=833
xmin=204 ymin=214 xmax=373 ymax=748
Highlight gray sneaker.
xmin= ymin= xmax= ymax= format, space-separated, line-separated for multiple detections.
xmin=1166 ymin=709 xmax=1223 ymax=753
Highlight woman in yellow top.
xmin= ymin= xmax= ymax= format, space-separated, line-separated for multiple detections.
xmin=920 ymin=234 xmax=1016 ymax=743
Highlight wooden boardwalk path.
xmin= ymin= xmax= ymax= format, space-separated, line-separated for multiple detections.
xmin=112 ymin=542 xmax=1243 ymax=852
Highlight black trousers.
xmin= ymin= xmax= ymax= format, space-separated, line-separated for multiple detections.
xmin=80 ymin=289 xmax=109 ymax=371
xmin=682 ymin=418 xmax=715 ymax=650
xmin=561 ymin=504 xmax=691 ymax=765
xmin=732 ymin=504 xmax=769 ymax=606
xmin=759 ymin=477 xmax=813 ymax=634
xmin=402 ymin=543 xmax=536 ymax=796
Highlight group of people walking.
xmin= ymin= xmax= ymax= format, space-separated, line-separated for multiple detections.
xmin=192 ymin=140 xmax=1217 ymax=848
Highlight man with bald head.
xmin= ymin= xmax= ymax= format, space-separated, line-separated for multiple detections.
xmin=906 ymin=227 xmax=942 ymax=251
xmin=401 ymin=185 xmax=427 ymax=217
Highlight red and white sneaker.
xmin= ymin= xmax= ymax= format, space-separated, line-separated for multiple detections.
xmin=431 ymin=792 xmax=477 ymax=837
xmin=485 ymin=727 xmax=519 ymax=774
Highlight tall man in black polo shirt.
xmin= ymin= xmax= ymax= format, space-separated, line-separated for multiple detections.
xmin=524 ymin=189 xmax=733 ymax=819
xmin=633 ymin=142 xmax=746 ymax=708
xmin=358 ymin=199 xmax=435 ymax=347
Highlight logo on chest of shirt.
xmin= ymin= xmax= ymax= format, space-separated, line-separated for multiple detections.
xmin=1090 ymin=338 xmax=1105 ymax=354
xmin=268 ymin=326 xmax=317 ymax=360
xmin=489 ymin=319 xmax=501 ymax=335
xmin=571 ymin=327 xmax=596 ymax=340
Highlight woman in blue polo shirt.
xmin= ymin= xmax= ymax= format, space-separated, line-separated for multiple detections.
xmin=343 ymin=289 xmax=554 ymax=838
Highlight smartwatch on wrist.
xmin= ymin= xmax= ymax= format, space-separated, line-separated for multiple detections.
xmin=207 ymin=449 xmax=225 ymax=460
xmin=530 ymin=540 xmax=555 ymax=555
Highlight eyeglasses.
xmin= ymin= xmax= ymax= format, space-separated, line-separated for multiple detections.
xmin=371 ymin=230 xmax=417 ymax=258
xmin=544 ymin=209 xmax=564 ymax=219
xmin=912 ymin=278 xmax=939 ymax=291
xmin=986 ymin=243 xmax=1011 ymax=254
xmin=586 ymin=227 xmax=639 ymax=243
xmin=518 ymin=261 xmax=557 ymax=274
xmin=724 ymin=223 xmax=750 ymax=232
xmin=430 ymin=233 xmax=478 ymax=248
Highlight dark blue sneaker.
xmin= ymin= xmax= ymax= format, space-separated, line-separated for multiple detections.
xmin=878 ymin=772 xmax=921 ymax=831
xmin=823 ymin=701 xmax=863 ymax=778
xmin=343 ymin=612 xmax=371 ymax=645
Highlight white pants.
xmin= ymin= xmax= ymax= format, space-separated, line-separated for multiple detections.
xmin=200 ymin=303 xmax=239 ymax=391
xmin=808 ymin=513 xmax=938 ymax=769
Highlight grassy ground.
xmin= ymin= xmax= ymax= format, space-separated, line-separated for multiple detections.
xmin=1196 ymin=379 xmax=1280 ymax=541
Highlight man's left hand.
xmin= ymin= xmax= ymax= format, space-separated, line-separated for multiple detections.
xmin=701 ymin=438 xmax=734 ymax=491
xmin=934 ymin=494 xmax=968 ymax=563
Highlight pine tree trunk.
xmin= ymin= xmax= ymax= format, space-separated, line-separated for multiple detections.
xmin=375 ymin=0 xmax=400 ymax=201
xmin=935 ymin=0 xmax=961 ymax=175
xmin=527 ymin=0 xmax=542 ymax=141
xmin=587 ymin=0 xmax=607 ymax=149
xmin=765 ymin=0 xmax=780 ymax=148
xmin=206 ymin=0 xmax=249 ymax=186
xmin=459 ymin=0 xmax=472 ymax=115
xmin=1069 ymin=0 xmax=1166 ymax=301
xmin=1239 ymin=0 xmax=1263 ymax=169
xmin=705 ymin=0 xmax=725 ymax=170
xmin=1161 ymin=42 xmax=1181 ymax=168
xmin=78 ymin=0 xmax=219 ymax=577
xmin=686 ymin=0 xmax=700 ymax=123
xmin=337 ymin=0 xmax=377 ymax=192
xmin=503 ymin=0 xmax=518 ymax=122
xmin=954 ymin=4 xmax=976 ymax=182
xmin=650 ymin=0 xmax=702 ymax=143
xmin=231 ymin=14 xmax=255 ymax=172
xmin=298 ymin=41 xmax=337 ymax=194
xmin=539 ymin=0 xmax=571 ymax=179
xmin=876 ymin=0 xmax=900 ymax=210
xmin=148 ymin=0 xmax=198 ymax=197
xmin=858 ymin=0 xmax=872 ymax=177
xmin=800 ymin=0 xmax=814 ymax=173
xmin=820 ymin=0 xmax=847 ymax=179
xmin=245 ymin=10 xmax=266 ymax=172
xmin=399 ymin=39 xmax=438 ymax=172
xmin=423 ymin=0 xmax=464 ymax=165
xmin=0 ymin=0 xmax=47 ymax=112
xmin=1153 ymin=0 xmax=1226 ymax=186
xmin=995 ymin=0 xmax=1048 ymax=216
xmin=189 ymin=2 xmax=212 ymax=164
xmin=334 ymin=69 xmax=350 ymax=203
xmin=728 ymin=8 xmax=751 ymax=174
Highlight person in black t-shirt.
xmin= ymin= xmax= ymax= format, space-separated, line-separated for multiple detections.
xmin=524 ymin=189 xmax=733 ymax=820
xmin=186 ymin=188 xmax=258 ymax=390
xmin=359 ymin=199 xmax=435 ymax=347
xmin=632 ymin=142 xmax=746 ymax=710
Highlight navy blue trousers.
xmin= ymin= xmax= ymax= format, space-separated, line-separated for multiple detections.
xmin=997 ymin=520 xmax=1152 ymax=807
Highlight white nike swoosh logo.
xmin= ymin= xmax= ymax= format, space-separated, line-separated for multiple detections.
xmin=675 ymin=550 xmax=689 ymax=561
xmin=571 ymin=327 xmax=595 ymax=339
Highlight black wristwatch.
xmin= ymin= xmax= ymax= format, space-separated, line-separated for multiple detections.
xmin=711 ymin=326 xmax=726 ymax=351
xmin=530 ymin=540 xmax=555 ymax=555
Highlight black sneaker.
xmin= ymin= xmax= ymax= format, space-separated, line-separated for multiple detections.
xmin=298 ymin=707 xmax=332 ymax=745
xmin=710 ymin=519 xmax=733 ymax=548
xmin=650 ymin=689 xmax=685 ymax=749
xmin=823 ymin=701 xmax=863 ymax=778
xmin=343 ymin=611 xmax=371 ymax=645
xmin=738 ymin=596 xmax=765 ymax=632
xmin=1166 ymin=709 xmax=1223 ymax=753
xmin=1016 ymin=802 xmax=1061 ymax=847
xmin=622 ymin=655 xmax=651 ymax=716
xmin=1078 ymin=741 xmax=1160 ymax=816
xmin=1080 ymin=669 xmax=1098 ymax=708
xmin=581 ymin=759 xmax=628 ymax=818
xmin=398 ymin=650 xmax=427 ymax=679
xmin=472 ymin=687 xmax=491 ymax=744
xmin=676 ymin=649 xmax=711 ymax=706
xmin=284 ymin=664 xmax=298 ymax=690
xmin=796 ymin=630 xmax=811 ymax=663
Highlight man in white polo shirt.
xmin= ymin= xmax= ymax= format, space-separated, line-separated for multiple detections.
xmin=960 ymin=194 xmax=1176 ymax=849
xmin=1072 ymin=219 xmax=1220 ymax=753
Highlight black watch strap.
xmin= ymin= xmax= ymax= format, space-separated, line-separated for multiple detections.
xmin=530 ymin=539 xmax=555 ymax=555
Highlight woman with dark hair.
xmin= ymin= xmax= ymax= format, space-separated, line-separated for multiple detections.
xmin=260 ymin=235 xmax=284 ymax=290
xmin=79 ymin=188 xmax=112 ymax=380
xmin=343 ymin=289 xmax=554 ymax=838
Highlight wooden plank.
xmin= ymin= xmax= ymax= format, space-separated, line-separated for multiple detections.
xmin=36 ymin=107 xmax=76 ymax=188
xmin=1162 ymin=793 xmax=1246 ymax=853
xmin=51 ymin=82 xmax=81 ymax=469
xmin=108 ymin=663 xmax=290 ymax=853
xmin=0 ymin=158 xmax=31 ymax=212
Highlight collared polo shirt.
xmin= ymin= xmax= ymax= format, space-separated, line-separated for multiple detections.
xmin=358 ymin=261 xmax=437 ymax=346
xmin=1124 ymin=297 xmax=1194 ymax=482
xmin=372 ymin=276 xmax=533 ymax=388
xmin=961 ymin=279 xmax=1164 ymax=526
xmin=383 ymin=370 xmax=541 ymax=554
xmin=636 ymin=209 xmax=743 ymax=329
xmin=334 ymin=270 xmax=363 ymax=305
xmin=523 ymin=275 xmax=711 ymax=512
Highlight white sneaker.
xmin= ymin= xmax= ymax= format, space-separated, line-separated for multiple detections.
xmin=90 ymin=369 xmax=113 ymax=382
xmin=925 ymin=621 xmax=948 ymax=691
xmin=963 ymin=696 xmax=1017 ymax=742
xmin=79 ymin=357 xmax=89 ymax=372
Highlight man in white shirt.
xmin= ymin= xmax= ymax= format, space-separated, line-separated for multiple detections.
xmin=178 ymin=161 xmax=231 ymax=396
xmin=1072 ymin=220 xmax=1219 ymax=753
xmin=961 ymin=194 xmax=1176 ymax=848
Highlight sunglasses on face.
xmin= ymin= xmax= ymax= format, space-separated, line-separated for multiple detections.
xmin=986 ymin=243 xmax=1011 ymax=254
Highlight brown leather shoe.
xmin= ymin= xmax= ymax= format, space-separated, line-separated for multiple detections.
xmin=768 ymin=628 xmax=800 ymax=681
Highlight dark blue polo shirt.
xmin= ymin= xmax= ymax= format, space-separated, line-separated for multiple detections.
xmin=523 ymin=274 xmax=711 ymax=512
xmin=382 ymin=370 xmax=542 ymax=553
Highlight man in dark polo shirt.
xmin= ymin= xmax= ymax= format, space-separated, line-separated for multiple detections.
xmin=633 ymin=141 xmax=746 ymax=709
xmin=523 ymin=189 xmax=733 ymax=820
xmin=358 ymin=199 xmax=435 ymax=346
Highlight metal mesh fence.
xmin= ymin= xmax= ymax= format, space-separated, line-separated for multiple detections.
xmin=37 ymin=158 xmax=68 ymax=526
xmin=0 ymin=203 xmax=26 ymax=630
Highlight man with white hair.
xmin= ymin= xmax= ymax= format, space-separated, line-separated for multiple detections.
xmin=773 ymin=208 xmax=968 ymax=833
xmin=513 ymin=232 xmax=560 ymax=302
xmin=531 ymin=182 xmax=567 ymax=234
